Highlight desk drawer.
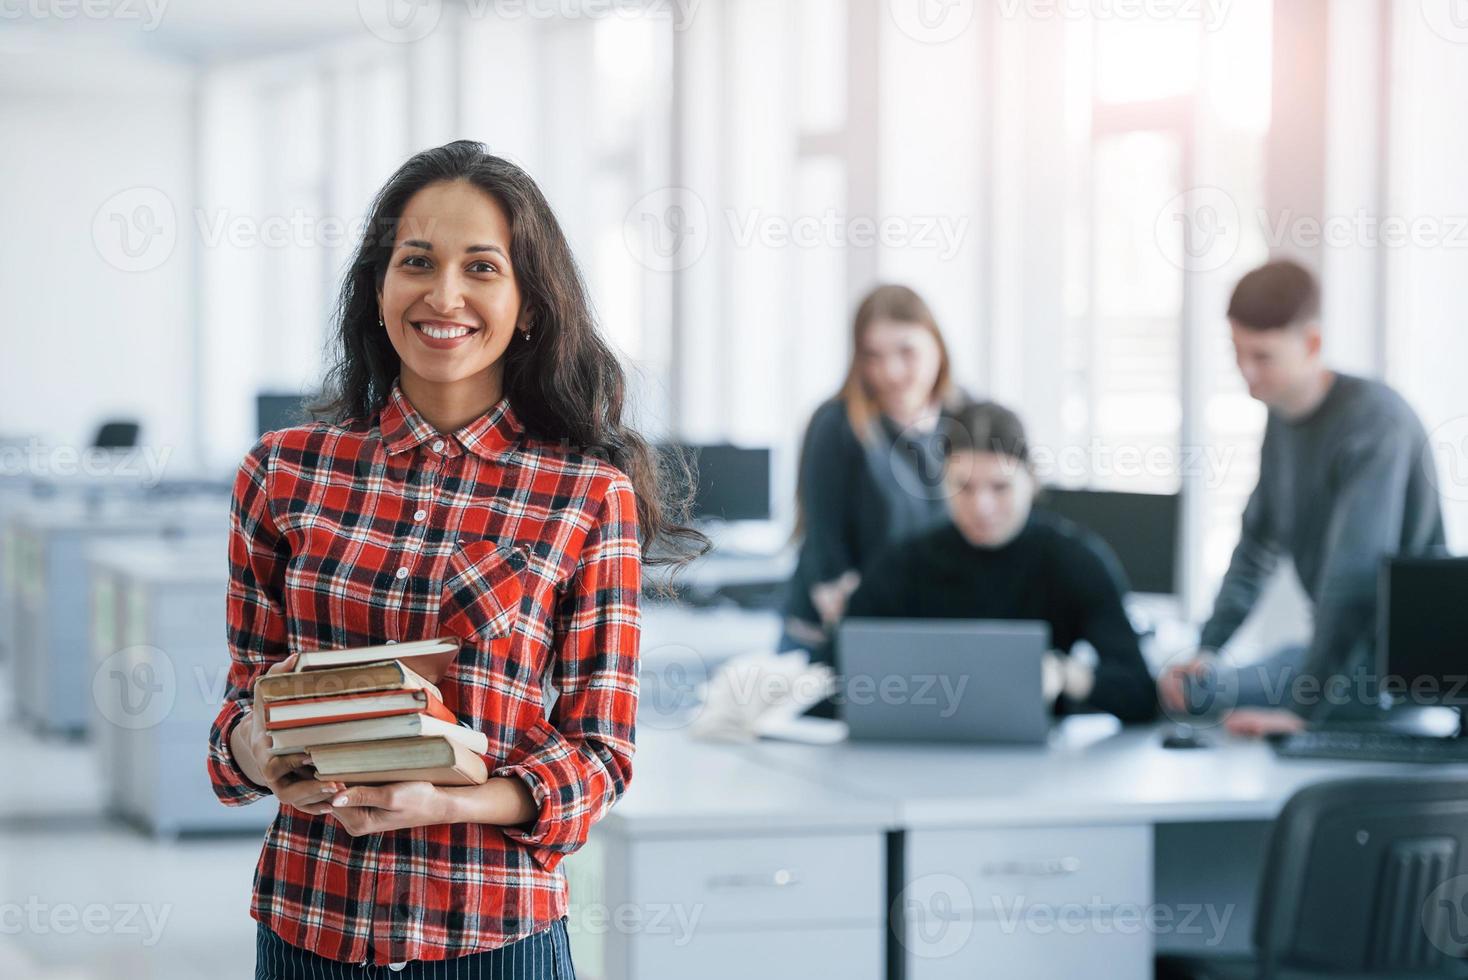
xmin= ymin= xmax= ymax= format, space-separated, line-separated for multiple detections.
xmin=628 ymin=833 xmax=883 ymax=928
xmin=629 ymin=925 xmax=882 ymax=980
xmin=904 ymin=918 xmax=1150 ymax=980
xmin=905 ymin=824 xmax=1151 ymax=915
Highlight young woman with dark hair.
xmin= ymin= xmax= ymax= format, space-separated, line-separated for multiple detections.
xmin=206 ymin=140 xmax=704 ymax=978
xmin=781 ymin=284 xmax=965 ymax=654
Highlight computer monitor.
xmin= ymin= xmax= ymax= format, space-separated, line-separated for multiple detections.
xmin=1379 ymin=556 xmax=1468 ymax=716
xmin=1040 ymin=487 xmax=1180 ymax=595
xmin=659 ymin=443 xmax=772 ymax=522
xmin=256 ymin=393 xmax=314 ymax=437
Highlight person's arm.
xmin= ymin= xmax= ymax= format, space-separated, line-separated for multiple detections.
xmin=207 ymin=433 xmax=292 ymax=803
xmin=796 ymin=405 xmax=863 ymax=588
xmin=475 ymin=474 xmax=642 ymax=872
xmin=844 ymin=545 xmax=915 ymax=620
xmin=1198 ymin=456 xmax=1281 ymax=653
xmin=1063 ymin=541 xmax=1157 ymax=723
xmin=807 ymin=543 xmax=914 ymax=669
xmin=1293 ymin=432 xmax=1418 ymax=714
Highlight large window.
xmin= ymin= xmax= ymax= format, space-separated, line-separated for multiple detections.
xmin=1049 ymin=4 xmax=1273 ymax=613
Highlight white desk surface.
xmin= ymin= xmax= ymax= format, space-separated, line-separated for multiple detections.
xmin=741 ymin=718 xmax=1468 ymax=828
xmin=602 ymin=727 xmax=894 ymax=839
xmin=608 ymin=720 xmax=1468 ymax=837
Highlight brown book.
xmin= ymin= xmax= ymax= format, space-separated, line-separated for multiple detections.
xmin=309 ymin=735 xmax=488 ymax=786
xmin=292 ymin=637 xmax=461 ymax=684
xmin=256 ymin=660 xmax=442 ymax=703
xmin=269 ymin=713 xmax=488 ymax=756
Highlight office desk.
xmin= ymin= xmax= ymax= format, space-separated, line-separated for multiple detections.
xmin=582 ymin=722 xmax=1465 ymax=980
xmin=7 ymin=501 xmax=226 ymax=733
xmin=87 ymin=538 xmax=271 ymax=838
xmin=574 ymin=730 xmax=894 ymax=980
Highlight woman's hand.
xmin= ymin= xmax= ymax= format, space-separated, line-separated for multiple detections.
xmin=235 ymin=652 xmax=345 ymax=815
xmin=810 ymin=570 xmax=861 ymax=627
xmin=327 ymin=776 xmax=538 ymax=834
xmin=325 ymin=782 xmax=454 ymax=836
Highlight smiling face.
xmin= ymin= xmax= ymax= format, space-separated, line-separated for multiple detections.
xmin=943 ymin=450 xmax=1036 ymax=549
xmin=377 ymin=179 xmax=525 ymax=397
xmin=857 ymin=318 xmax=944 ymax=424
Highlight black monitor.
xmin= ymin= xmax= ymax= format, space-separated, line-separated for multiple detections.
xmin=256 ymin=392 xmax=314 ymax=437
xmin=659 ymin=443 xmax=772 ymax=522
xmin=1379 ymin=556 xmax=1468 ymax=712
xmin=1040 ymin=487 xmax=1181 ymax=595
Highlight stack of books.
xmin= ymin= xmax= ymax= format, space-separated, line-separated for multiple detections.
xmin=258 ymin=638 xmax=490 ymax=786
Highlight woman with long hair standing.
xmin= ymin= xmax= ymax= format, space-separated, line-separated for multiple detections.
xmin=782 ymin=284 xmax=964 ymax=656
xmin=206 ymin=140 xmax=702 ymax=978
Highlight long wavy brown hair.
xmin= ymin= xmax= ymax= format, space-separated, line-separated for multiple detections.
xmin=312 ymin=140 xmax=708 ymax=569
xmin=793 ymin=283 xmax=960 ymax=537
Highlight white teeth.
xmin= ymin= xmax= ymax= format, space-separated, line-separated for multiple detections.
xmin=419 ymin=324 xmax=472 ymax=340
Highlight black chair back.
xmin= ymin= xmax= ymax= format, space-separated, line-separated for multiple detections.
xmin=1255 ymin=776 xmax=1468 ymax=978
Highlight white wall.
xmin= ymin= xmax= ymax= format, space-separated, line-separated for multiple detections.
xmin=0 ymin=37 xmax=196 ymax=473
xmin=1386 ymin=4 xmax=1468 ymax=553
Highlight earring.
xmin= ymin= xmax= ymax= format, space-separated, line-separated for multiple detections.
xmin=379 ymin=314 xmax=385 ymax=327
xmin=522 ymin=329 xmax=531 ymax=341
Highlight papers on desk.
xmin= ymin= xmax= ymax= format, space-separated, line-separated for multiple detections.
xmin=689 ymin=649 xmax=840 ymax=744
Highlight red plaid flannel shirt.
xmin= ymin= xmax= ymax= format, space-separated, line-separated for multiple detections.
xmin=206 ymin=377 xmax=641 ymax=966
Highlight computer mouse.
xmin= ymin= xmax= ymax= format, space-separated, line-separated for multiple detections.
xmin=1161 ymin=726 xmax=1211 ymax=750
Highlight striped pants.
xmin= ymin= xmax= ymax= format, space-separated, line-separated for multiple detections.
xmin=255 ymin=919 xmax=576 ymax=979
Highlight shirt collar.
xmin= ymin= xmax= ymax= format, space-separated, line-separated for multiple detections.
xmin=378 ymin=377 xmax=523 ymax=462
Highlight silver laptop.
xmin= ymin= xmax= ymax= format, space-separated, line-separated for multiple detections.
xmin=836 ymin=618 xmax=1052 ymax=744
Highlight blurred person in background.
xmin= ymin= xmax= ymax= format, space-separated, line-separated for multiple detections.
xmin=1158 ymin=260 xmax=1445 ymax=737
xmin=780 ymin=284 xmax=966 ymax=654
xmin=838 ymin=400 xmax=1157 ymax=724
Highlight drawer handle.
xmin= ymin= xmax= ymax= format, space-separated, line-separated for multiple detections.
xmin=979 ymin=857 xmax=1082 ymax=877
xmin=705 ymin=869 xmax=800 ymax=889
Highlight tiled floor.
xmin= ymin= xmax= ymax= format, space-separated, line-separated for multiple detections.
xmin=1 ymin=703 xmax=263 ymax=980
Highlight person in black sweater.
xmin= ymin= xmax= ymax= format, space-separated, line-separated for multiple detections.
xmin=781 ymin=285 xmax=967 ymax=653
xmin=836 ymin=400 xmax=1158 ymax=724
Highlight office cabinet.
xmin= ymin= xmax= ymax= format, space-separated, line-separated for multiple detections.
xmin=902 ymin=824 xmax=1152 ymax=980
xmin=88 ymin=539 xmax=271 ymax=837
xmin=593 ymin=831 xmax=885 ymax=980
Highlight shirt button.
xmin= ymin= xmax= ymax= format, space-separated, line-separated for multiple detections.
xmin=395 ymin=566 xmax=409 ymax=580
xmin=431 ymin=439 xmax=445 ymax=453
xmin=413 ymin=509 xmax=427 ymax=521
xmin=388 ymin=963 xmax=407 ymax=973
xmin=386 ymin=639 xmax=398 ymax=645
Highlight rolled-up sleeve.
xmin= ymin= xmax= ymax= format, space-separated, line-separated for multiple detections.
xmin=492 ymin=473 xmax=641 ymax=871
xmin=206 ymin=433 xmax=289 ymax=805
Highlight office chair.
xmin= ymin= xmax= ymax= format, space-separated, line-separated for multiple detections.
xmin=1160 ymin=776 xmax=1468 ymax=980
xmin=92 ymin=419 xmax=141 ymax=449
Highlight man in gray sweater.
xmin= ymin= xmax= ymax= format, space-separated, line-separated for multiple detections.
xmin=1159 ymin=260 xmax=1445 ymax=736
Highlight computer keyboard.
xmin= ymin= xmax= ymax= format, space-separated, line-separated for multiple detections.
xmin=1271 ymin=730 xmax=1468 ymax=764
